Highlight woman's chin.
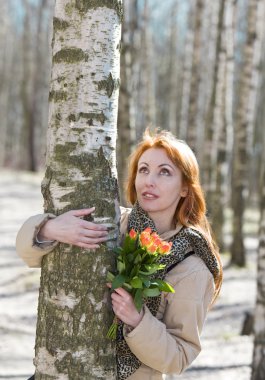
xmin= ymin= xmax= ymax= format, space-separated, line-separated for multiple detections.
xmin=138 ymin=200 xmax=158 ymax=213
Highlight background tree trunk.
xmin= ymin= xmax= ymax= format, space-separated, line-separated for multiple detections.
xmin=117 ymin=0 xmax=138 ymax=205
xmin=34 ymin=1 xmax=122 ymax=378
xmin=251 ymin=108 xmax=265 ymax=380
xmin=251 ymin=10 xmax=265 ymax=377
xmin=231 ymin=0 xmax=259 ymax=266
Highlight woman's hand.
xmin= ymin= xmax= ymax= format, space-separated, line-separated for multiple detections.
xmin=109 ymin=285 xmax=144 ymax=328
xmin=38 ymin=208 xmax=109 ymax=249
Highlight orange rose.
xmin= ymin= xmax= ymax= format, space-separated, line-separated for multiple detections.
xmin=143 ymin=227 xmax=152 ymax=234
xmin=158 ymin=242 xmax=172 ymax=255
xmin=129 ymin=229 xmax=137 ymax=239
xmin=151 ymin=233 xmax=162 ymax=246
xmin=149 ymin=243 xmax=158 ymax=253
xmin=139 ymin=232 xmax=152 ymax=247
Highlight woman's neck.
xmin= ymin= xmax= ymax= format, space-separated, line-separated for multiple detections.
xmin=148 ymin=212 xmax=175 ymax=235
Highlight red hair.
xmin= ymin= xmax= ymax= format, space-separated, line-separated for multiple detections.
xmin=126 ymin=129 xmax=222 ymax=302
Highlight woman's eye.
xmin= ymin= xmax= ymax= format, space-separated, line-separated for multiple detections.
xmin=160 ymin=168 xmax=170 ymax=176
xmin=139 ymin=167 xmax=148 ymax=173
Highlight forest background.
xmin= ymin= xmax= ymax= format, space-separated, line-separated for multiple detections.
xmin=0 ymin=0 xmax=265 ymax=379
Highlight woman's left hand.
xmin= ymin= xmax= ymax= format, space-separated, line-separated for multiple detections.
xmin=109 ymin=286 xmax=144 ymax=328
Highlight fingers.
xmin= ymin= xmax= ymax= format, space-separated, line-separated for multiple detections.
xmin=80 ymin=219 xmax=108 ymax=231
xmin=111 ymin=287 xmax=130 ymax=298
xmin=69 ymin=207 xmax=95 ymax=217
xmin=78 ymin=228 xmax=108 ymax=238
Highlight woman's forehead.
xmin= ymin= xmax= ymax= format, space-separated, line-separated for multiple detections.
xmin=138 ymin=148 xmax=175 ymax=166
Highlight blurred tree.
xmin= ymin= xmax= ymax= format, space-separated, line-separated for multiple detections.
xmin=251 ymin=136 xmax=265 ymax=379
xmin=33 ymin=0 xmax=122 ymax=378
xmin=251 ymin=18 xmax=265 ymax=379
xmin=117 ymin=0 xmax=138 ymax=205
xmin=27 ymin=0 xmax=49 ymax=171
xmin=186 ymin=0 xmax=204 ymax=150
xmin=137 ymin=0 xmax=156 ymax=135
xmin=0 ymin=2 xmax=12 ymax=167
xmin=231 ymin=0 xmax=261 ymax=266
xmin=202 ymin=0 xmax=232 ymax=250
xmin=179 ymin=1 xmax=195 ymax=142
xmin=167 ymin=1 xmax=179 ymax=135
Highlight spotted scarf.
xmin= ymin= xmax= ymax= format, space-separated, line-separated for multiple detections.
xmin=116 ymin=202 xmax=220 ymax=379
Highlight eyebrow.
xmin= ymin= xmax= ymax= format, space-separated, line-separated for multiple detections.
xmin=138 ymin=162 xmax=175 ymax=170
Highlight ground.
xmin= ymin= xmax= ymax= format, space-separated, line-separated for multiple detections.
xmin=0 ymin=170 xmax=257 ymax=380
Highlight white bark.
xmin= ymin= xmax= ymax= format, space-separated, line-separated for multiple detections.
xmin=34 ymin=1 xmax=122 ymax=379
xmin=46 ymin=4 xmax=121 ymax=209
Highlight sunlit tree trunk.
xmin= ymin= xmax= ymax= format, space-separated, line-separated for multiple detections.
xmin=202 ymin=0 xmax=226 ymax=248
xmin=231 ymin=0 xmax=260 ymax=266
xmin=186 ymin=0 xmax=204 ymax=150
xmin=167 ymin=1 xmax=178 ymax=135
xmin=117 ymin=0 xmax=138 ymax=205
xmin=34 ymin=1 xmax=122 ymax=378
xmin=0 ymin=2 xmax=12 ymax=167
xmin=27 ymin=0 xmax=49 ymax=171
xmin=179 ymin=1 xmax=195 ymax=141
xmin=137 ymin=0 xmax=156 ymax=135
xmin=251 ymin=11 xmax=265 ymax=376
xmin=20 ymin=0 xmax=33 ymax=170
xmin=252 ymin=116 xmax=265 ymax=380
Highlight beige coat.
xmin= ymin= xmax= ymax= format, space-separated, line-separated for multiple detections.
xmin=16 ymin=208 xmax=215 ymax=379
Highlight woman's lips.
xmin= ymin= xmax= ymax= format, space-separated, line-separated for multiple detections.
xmin=142 ymin=192 xmax=158 ymax=199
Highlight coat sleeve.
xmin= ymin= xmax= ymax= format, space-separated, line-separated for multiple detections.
xmin=124 ymin=263 xmax=214 ymax=375
xmin=16 ymin=214 xmax=58 ymax=268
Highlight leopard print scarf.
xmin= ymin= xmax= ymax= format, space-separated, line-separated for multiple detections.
xmin=116 ymin=202 xmax=220 ymax=379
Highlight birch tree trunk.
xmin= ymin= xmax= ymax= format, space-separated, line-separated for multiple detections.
xmin=179 ymin=1 xmax=195 ymax=141
xmin=251 ymin=15 xmax=265 ymax=379
xmin=20 ymin=0 xmax=33 ymax=170
xmin=117 ymin=0 xmax=138 ymax=205
xmin=203 ymin=0 xmax=226 ymax=247
xmin=27 ymin=0 xmax=49 ymax=171
xmin=167 ymin=1 xmax=179 ymax=135
xmin=186 ymin=0 xmax=204 ymax=151
xmin=34 ymin=1 xmax=122 ymax=378
xmin=251 ymin=120 xmax=265 ymax=380
xmin=137 ymin=0 xmax=156 ymax=135
xmin=231 ymin=0 xmax=260 ymax=266
xmin=0 ymin=2 xmax=13 ymax=167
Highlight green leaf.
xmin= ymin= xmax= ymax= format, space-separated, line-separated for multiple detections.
xmin=134 ymin=254 xmax=142 ymax=264
xmin=128 ymin=237 xmax=138 ymax=252
xmin=139 ymin=264 xmax=161 ymax=275
xmin=117 ymin=259 xmax=125 ymax=273
xmin=143 ymin=287 xmax=160 ymax=297
xmin=130 ymin=265 xmax=138 ymax=278
xmin=112 ymin=274 xmax=126 ymax=289
xmin=134 ymin=288 xmax=143 ymax=311
xmin=139 ymin=275 xmax=150 ymax=288
xmin=123 ymin=234 xmax=137 ymax=253
xmin=113 ymin=247 xmax=123 ymax=255
xmin=106 ymin=271 xmax=115 ymax=282
xmin=127 ymin=253 xmax=135 ymax=263
xmin=123 ymin=282 xmax=132 ymax=291
xmin=151 ymin=279 xmax=175 ymax=293
xmin=130 ymin=277 xmax=143 ymax=289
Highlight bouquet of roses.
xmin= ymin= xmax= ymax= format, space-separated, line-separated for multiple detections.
xmin=106 ymin=227 xmax=174 ymax=339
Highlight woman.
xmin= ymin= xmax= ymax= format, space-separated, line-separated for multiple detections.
xmin=16 ymin=130 xmax=223 ymax=380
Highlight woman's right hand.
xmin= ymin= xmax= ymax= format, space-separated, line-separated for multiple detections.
xmin=38 ymin=207 xmax=109 ymax=249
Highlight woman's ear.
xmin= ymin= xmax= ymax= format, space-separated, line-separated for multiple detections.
xmin=180 ymin=185 xmax=188 ymax=198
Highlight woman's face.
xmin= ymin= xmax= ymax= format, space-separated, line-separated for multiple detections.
xmin=135 ymin=148 xmax=187 ymax=224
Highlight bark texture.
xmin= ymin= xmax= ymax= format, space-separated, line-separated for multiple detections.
xmin=34 ymin=1 xmax=122 ymax=379
xmin=252 ymin=139 xmax=265 ymax=380
xmin=231 ymin=0 xmax=260 ymax=266
xmin=251 ymin=10 xmax=265 ymax=378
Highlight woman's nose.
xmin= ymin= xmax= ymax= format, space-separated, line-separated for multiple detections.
xmin=145 ymin=173 xmax=156 ymax=187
